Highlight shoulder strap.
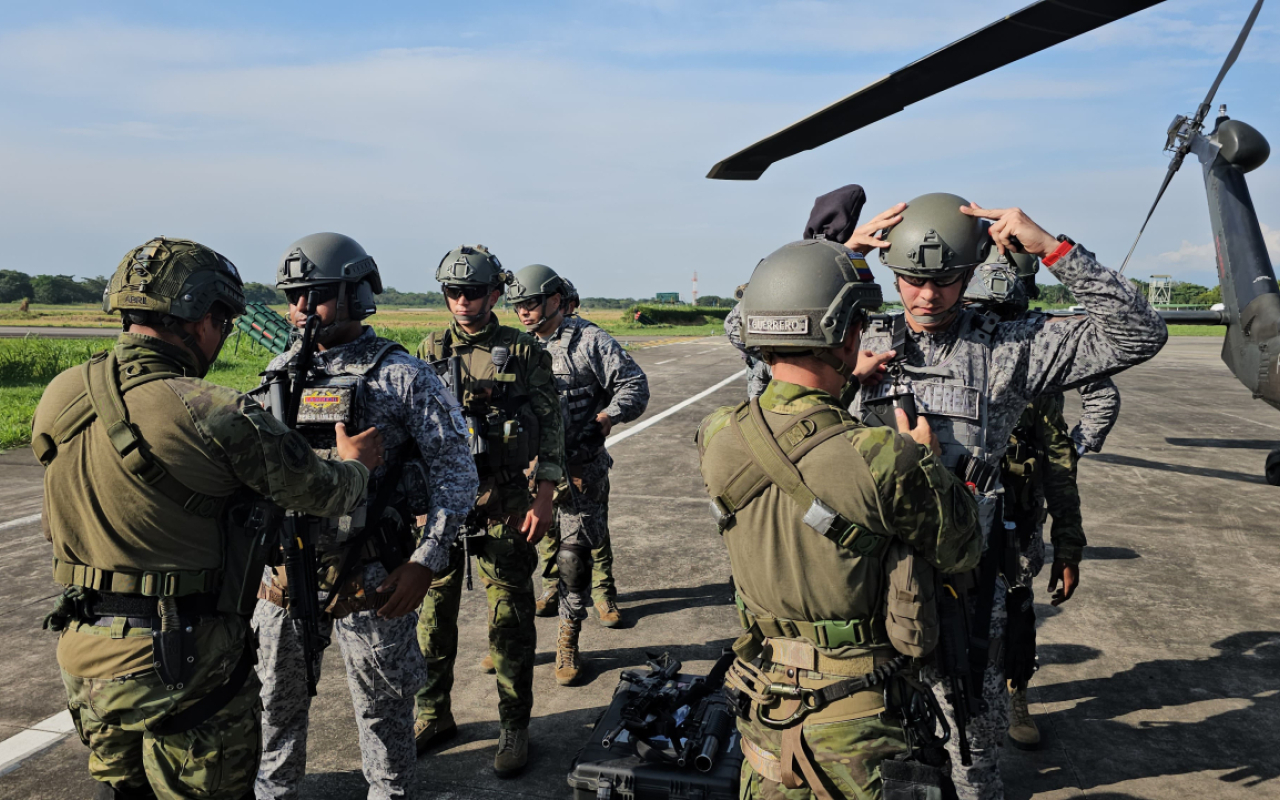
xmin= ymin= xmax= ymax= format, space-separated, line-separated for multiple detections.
xmin=74 ymin=354 xmax=224 ymax=517
xmin=715 ymin=400 xmax=887 ymax=556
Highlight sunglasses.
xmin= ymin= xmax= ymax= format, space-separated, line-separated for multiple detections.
xmin=443 ymin=284 xmax=491 ymax=301
xmin=513 ymin=296 xmax=546 ymax=312
xmin=896 ymin=271 xmax=967 ymax=288
xmin=284 ymin=284 xmax=341 ymax=306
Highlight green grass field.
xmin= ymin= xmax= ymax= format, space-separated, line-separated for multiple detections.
xmin=0 ymin=308 xmax=1226 ymax=452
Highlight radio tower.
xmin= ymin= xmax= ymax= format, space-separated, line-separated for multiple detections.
xmin=692 ymin=271 xmax=699 ymax=306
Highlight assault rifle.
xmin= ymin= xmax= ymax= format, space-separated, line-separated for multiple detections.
xmin=603 ymin=651 xmax=738 ymax=772
xmin=261 ymin=305 xmax=327 ymax=697
xmin=934 ymin=575 xmax=985 ymax=765
xmin=601 ymin=653 xmax=683 ymax=749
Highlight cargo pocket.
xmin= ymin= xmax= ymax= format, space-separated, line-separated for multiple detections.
xmin=172 ymin=726 xmax=226 ymax=798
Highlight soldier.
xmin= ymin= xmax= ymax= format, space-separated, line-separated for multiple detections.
xmin=414 ymin=245 xmax=565 ymax=776
xmin=251 ymin=233 xmax=477 ymax=800
xmin=843 ymin=195 xmax=1165 ymax=800
xmin=697 ymin=239 xmax=982 ymax=800
xmin=33 ymin=237 xmax=382 ymax=800
xmin=963 ymin=256 xmax=1120 ymax=751
xmin=506 ymin=264 xmax=650 ymax=684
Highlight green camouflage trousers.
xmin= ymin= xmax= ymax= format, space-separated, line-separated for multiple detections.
xmin=415 ymin=521 xmax=537 ymax=729
xmin=537 ymin=529 xmax=616 ymax=601
xmin=60 ymin=615 xmax=261 ymax=800
xmin=737 ymin=711 xmax=909 ymax=800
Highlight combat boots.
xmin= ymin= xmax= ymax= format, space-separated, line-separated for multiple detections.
xmin=414 ymin=714 xmax=458 ymax=755
xmin=594 ymin=597 xmax=623 ymax=628
xmin=535 ymin=586 xmax=558 ymax=617
xmin=493 ymin=727 xmax=529 ymax=777
xmin=1007 ymin=684 xmax=1041 ymax=750
xmin=555 ymin=618 xmax=584 ymax=685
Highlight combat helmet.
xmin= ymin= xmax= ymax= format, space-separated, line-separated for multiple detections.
xmin=276 ymin=232 xmax=382 ymax=320
xmin=104 ymin=236 xmax=246 ymax=375
xmin=971 ymin=245 xmax=1040 ymax=309
xmin=560 ymin=278 xmax=580 ymax=314
xmin=740 ymin=239 xmax=882 ymax=376
xmin=963 ymin=262 xmax=1028 ymax=316
xmin=436 ymin=245 xmax=509 ymax=288
xmin=507 ymin=264 xmax=567 ymax=303
xmin=879 ymin=192 xmax=989 ymax=279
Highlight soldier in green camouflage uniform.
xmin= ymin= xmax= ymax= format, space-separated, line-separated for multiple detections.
xmin=697 ymin=240 xmax=982 ymax=800
xmin=413 ymin=245 xmax=565 ymax=777
xmin=33 ymin=238 xmax=381 ymax=800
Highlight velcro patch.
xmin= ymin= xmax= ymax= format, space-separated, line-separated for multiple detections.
xmin=746 ymin=315 xmax=809 ymax=335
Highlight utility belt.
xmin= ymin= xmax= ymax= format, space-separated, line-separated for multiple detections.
xmin=727 ymin=638 xmax=910 ymax=789
xmin=735 ymin=594 xmax=888 ymax=651
xmin=43 ymin=584 xmax=251 ymax=732
xmin=52 ymin=557 xmax=220 ymax=598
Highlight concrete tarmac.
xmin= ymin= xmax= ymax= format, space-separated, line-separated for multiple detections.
xmin=0 ymin=335 xmax=1275 ymax=799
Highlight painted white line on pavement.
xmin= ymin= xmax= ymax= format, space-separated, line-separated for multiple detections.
xmin=0 ymin=513 xmax=41 ymax=531
xmin=0 ymin=710 xmax=75 ymax=777
xmin=654 ymin=358 xmax=676 ymax=365
xmin=606 ymin=369 xmax=745 ymax=449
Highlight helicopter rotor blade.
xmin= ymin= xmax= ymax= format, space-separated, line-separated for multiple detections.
xmin=1118 ymin=0 xmax=1264 ymax=274
xmin=1197 ymin=0 xmax=1265 ymax=123
xmin=707 ymin=0 xmax=1169 ymax=180
xmin=1118 ymin=157 xmax=1182 ymax=274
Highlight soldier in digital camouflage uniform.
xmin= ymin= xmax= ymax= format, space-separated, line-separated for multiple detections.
xmin=33 ymin=237 xmax=382 ymax=800
xmin=252 ymin=233 xmax=477 ymax=800
xmin=850 ymin=195 xmax=1163 ymax=800
xmin=963 ymin=256 xmax=1120 ymax=751
xmin=699 ymin=239 xmax=982 ymax=800
xmin=727 ymin=194 xmax=1165 ymax=800
xmin=414 ymin=245 xmax=564 ymax=777
xmin=506 ymin=264 xmax=650 ymax=685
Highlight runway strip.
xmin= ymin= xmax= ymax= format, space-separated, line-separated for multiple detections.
xmin=0 ymin=513 xmax=41 ymax=532
xmin=0 ymin=711 xmax=75 ymax=777
xmin=604 ymin=369 xmax=745 ymax=449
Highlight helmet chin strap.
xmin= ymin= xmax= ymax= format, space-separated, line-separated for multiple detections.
xmin=812 ymin=348 xmax=854 ymax=379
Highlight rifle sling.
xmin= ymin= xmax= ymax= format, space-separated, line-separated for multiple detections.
xmin=719 ymin=398 xmax=888 ymax=557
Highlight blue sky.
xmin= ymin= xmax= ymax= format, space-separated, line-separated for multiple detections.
xmin=0 ymin=0 xmax=1276 ymax=299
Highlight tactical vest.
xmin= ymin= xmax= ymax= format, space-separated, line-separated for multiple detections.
xmin=547 ymin=321 xmax=607 ymax=461
xmin=422 ymin=326 xmax=540 ymax=517
xmin=32 ymin=349 xmax=253 ymax=615
xmin=701 ymin=398 xmax=931 ymax=658
xmin=853 ymin=310 xmax=1003 ymax=535
xmin=251 ymin=338 xmax=416 ymax=568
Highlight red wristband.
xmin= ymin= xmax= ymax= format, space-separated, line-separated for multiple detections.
xmin=1042 ymin=239 xmax=1074 ymax=267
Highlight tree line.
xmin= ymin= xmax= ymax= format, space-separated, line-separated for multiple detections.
xmin=0 ymin=269 xmax=738 ymax=310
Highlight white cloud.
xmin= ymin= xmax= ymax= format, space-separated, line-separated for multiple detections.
xmin=1158 ymin=239 xmax=1215 ymax=264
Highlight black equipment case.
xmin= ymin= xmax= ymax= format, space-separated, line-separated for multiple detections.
xmin=567 ymin=671 xmax=743 ymax=800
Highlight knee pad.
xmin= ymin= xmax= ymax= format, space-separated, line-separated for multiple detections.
xmin=556 ymin=544 xmax=592 ymax=593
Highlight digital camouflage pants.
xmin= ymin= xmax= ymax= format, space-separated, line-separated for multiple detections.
xmin=253 ymin=562 xmax=426 ymax=800
xmin=415 ymin=521 xmax=537 ymax=729
xmin=61 ymin=615 xmax=261 ymax=800
xmin=539 ymin=451 xmax=613 ymax=622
